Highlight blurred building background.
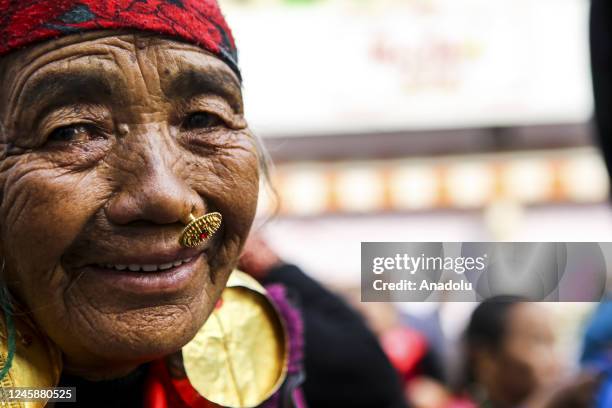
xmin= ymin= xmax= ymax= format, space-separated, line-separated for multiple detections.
xmin=220 ymin=0 xmax=604 ymax=379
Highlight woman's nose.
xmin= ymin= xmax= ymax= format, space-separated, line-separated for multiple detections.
xmin=104 ymin=129 xmax=204 ymax=226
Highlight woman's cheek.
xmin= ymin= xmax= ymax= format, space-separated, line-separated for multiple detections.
xmin=187 ymin=131 xmax=259 ymax=215
xmin=191 ymin=143 xmax=260 ymax=268
xmin=212 ymin=150 xmax=259 ymax=224
xmin=1 ymin=159 xmax=103 ymax=276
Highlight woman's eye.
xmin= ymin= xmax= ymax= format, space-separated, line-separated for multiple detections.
xmin=48 ymin=125 xmax=94 ymax=143
xmin=183 ymin=112 xmax=223 ymax=130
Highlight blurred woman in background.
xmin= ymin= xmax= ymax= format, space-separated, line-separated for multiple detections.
xmin=463 ymin=297 xmax=596 ymax=408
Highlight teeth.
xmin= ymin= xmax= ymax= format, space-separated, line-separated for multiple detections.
xmin=96 ymin=258 xmax=194 ymax=272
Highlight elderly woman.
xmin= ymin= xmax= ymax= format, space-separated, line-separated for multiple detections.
xmin=0 ymin=1 xmax=305 ymax=407
xmin=0 ymin=1 xmax=413 ymax=407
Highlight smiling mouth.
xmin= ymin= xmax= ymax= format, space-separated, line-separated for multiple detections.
xmin=94 ymin=257 xmax=194 ymax=273
xmin=78 ymin=252 xmax=207 ymax=295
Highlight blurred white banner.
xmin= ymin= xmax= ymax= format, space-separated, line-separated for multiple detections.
xmin=223 ymin=0 xmax=593 ymax=136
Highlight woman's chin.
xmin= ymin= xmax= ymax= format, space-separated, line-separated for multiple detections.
xmin=68 ymin=306 xmax=206 ymax=377
xmin=40 ymin=289 xmax=215 ymax=380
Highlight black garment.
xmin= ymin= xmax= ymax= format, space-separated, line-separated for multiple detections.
xmin=55 ymin=364 xmax=147 ymax=407
xmin=591 ymin=0 xmax=612 ymax=177
xmin=262 ymin=264 xmax=408 ymax=408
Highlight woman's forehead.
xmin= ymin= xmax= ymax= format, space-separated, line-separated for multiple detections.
xmin=1 ymin=32 xmax=242 ymax=117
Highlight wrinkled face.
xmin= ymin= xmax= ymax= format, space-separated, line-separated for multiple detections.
xmin=0 ymin=32 xmax=259 ymax=379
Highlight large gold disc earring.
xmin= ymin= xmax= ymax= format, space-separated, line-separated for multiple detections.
xmin=180 ymin=212 xmax=222 ymax=248
xmin=182 ymin=270 xmax=288 ymax=408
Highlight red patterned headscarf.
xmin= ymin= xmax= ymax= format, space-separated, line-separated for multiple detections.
xmin=0 ymin=0 xmax=240 ymax=78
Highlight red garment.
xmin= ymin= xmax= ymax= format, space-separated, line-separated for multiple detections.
xmin=380 ymin=326 xmax=428 ymax=379
xmin=0 ymin=0 xmax=239 ymax=76
xmin=144 ymin=359 xmax=218 ymax=408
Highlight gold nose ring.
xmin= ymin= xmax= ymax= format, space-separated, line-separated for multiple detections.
xmin=180 ymin=212 xmax=222 ymax=248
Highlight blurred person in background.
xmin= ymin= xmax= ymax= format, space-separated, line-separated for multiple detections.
xmin=239 ymin=232 xmax=408 ymax=408
xmin=463 ymin=297 xmax=597 ymax=408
